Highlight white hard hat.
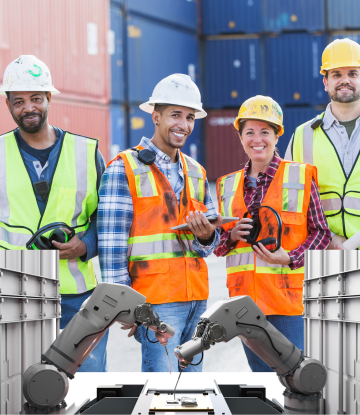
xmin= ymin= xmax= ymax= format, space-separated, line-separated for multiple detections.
xmin=0 ymin=55 xmax=60 ymax=95
xmin=139 ymin=74 xmax=207 ymax=119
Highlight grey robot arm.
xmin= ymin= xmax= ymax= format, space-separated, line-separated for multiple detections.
xmin=23 ymin=283 xmax=175 ymax=412
xmin=174 ymin=296 xmax=326 ymax=397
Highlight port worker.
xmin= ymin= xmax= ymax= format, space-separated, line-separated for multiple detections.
xmin=0 ymin=55 xmax=108 ymax=371
xmin=97 ymin=74 xmax=221 ymax=372
xmin=286 ymin=38 xmax=360 ymax=249
xmin=214 ymin=95 xmax=331 ymax=372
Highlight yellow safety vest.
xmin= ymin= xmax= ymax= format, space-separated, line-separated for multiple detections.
xmin=292 ymin=112 xmax=360 ymax=239
xmin=0 ymin=130 xmax=98 ymax=294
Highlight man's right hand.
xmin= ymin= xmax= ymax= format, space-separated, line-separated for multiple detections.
xmin=327 ymin=235 xmax=346 ymax=250
xmin=121 ymin=323 xmax=137 ymax=337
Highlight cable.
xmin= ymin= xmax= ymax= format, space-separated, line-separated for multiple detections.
xmin=146 ymin=326 xmax=159 ymax=343
xmin=165 ymin=345 xmax=172 ymax=375
xmin=236 ymin=321 xmax=282 ymax=356
xmin=74 ymin=309 xmax=130 ymax=348
xmin=189 ymin=351 xmax=204 ymax=366
xmin=173 ymin=368 xmax=183 ymax=400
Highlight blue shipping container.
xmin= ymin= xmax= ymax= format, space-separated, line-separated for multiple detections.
xmin=262 ymin=0 xmax=325 ymax=33
xmin=280 ymin=106 xmax=323 ymax=158
xmin=110 ymin=2 xmax=125 ymax=103
xmin=127 ymin=15 xmax=199 ymax=104
xmin=266 ymin=33 xmax=328 ymax=106
xmin=110 ymin=105 xmax=126 ymax=159
xmin=129 ymin=105 xmax=203 ymax=164
xmin=327 ymin=0 xmax=360 ymax=30
xmin=331 ymin=31 xmax=360 ymax=44
xmin=204 ymin=36 xmax=262 ymax=108
xmin=202 ymin=0 xmax=262 ymax=35
xmin=126 ymin=0 xmax=198 ymax=31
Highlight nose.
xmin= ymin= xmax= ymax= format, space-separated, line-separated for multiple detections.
xmin=23 ymin=100 xmax=36 ymax=112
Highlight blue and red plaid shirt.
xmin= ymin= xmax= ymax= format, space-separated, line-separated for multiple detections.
xmin=214 ymin=153 xmax=331 ymax=269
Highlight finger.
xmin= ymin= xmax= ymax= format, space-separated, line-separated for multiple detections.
xmin=240 ymin=218 xmax=253 ymax=224
xmin=186 ymin=215 xmax=196 ymax=233
xmin=52 ymin=240 xmax=66 ymax=249
xmin=190 ymin=211 xmax=201 ymax=232
xmin=212 ymin=213 xmax=223 ymax=227
xmin=257 ymin=242 xmax=271 ymax=255
xmin=128 ymin=325 xmax=137 ymax=337
xmin=62 ymin=228 xmax=72 ymax=235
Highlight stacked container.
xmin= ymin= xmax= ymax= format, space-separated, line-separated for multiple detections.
xmin=201 ymin=0 xmax=329 ymax=174
xmin=0 ymin=0 xmax=112 ymax=161
xmin=304 ymin=250 xmax=360 ymax=415
xmin=0 ymin=251 xmax=60 ymax=415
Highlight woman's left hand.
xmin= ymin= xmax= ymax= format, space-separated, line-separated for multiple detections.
xmin=252 ymin=243 xmax=291 ymax=265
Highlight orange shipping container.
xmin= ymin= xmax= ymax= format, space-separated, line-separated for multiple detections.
xmin=205 ymin=109 xmax=248 ymax=182
xmin=0 ymin=0 xmax=110 ymax=103
xmin=0 ymin=96 xmax=110 ymax=162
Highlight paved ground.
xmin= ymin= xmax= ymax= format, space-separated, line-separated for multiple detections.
xmin=91 ymin=182 xmax=251 ymax=372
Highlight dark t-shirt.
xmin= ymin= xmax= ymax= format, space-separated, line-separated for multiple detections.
xmin=339 ymin=116 xmax=359 ymax=140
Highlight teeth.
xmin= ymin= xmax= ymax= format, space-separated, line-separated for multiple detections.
xmin=252 ymin=146 xmax=265 ymax=150
xmin=173 ymin=132 xmax=185 ymax=138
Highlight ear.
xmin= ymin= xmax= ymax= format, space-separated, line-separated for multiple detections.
xmin=323 ymin=75 xmax=328 ymax=92
xmin=46 ymin=92 xmax=52 ymax=105
xmin=5 ymin=97 xmax=11 ymax=112
xmin=152 ymin=110 xmax=160 ymax=126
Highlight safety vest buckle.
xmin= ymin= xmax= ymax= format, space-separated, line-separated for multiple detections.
xmin=311 ymin=116 xmax=324 ymax=130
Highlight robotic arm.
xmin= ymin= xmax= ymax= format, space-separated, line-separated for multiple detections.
xmin=23 ymin=283 xmax=174 ymax=412
xmin=175 ymin=296 xmax=326 ymax=398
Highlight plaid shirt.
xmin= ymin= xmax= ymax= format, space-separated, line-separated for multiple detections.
xmin=214 ymin=153 xmax=331 ymax=269
xmin=97 ymin=137 xmax=220 ymax=285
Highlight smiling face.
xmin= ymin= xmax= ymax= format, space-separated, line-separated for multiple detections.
xmin=324 ymin=67 xmax=360 ymax=103
xmin=152 ymin=105 xmax=195 ymax=153
xmin=239 ymin=119 xmax=279 ymax=165
xmin=6 ymin=91 xmax=51 ymax=133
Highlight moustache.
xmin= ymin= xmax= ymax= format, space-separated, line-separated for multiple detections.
xmin=20 ymin=112 xmax=42 ymax=121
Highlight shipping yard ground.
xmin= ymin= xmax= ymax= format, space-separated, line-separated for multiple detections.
xmin=92 ymin=182 xmax=251 ymax=372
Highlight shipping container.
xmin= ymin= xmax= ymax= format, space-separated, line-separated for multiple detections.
xmin=204 ymin=109 xmax=248 ymax=181
xmin=327 ymin=0 xmax=360 ymax=30
xmin=126 ymin=0 xmax=198 ymax=32
xmin=0 ymin=251 xmax=59 ymax=415
xmin=304 ymin=250 xmax=360 ymax=415
xmin=280 ymin=106 xmax=324 ymax=158
xmin=0 ymin=97 xmax=111 ymax=163
xmin=128 ymin=105 xmax=203 ymax=164
xmin=0 ymin=0 xmax=110 ymax=103
xmin=262 ymin=0 xmax=325 ymax=33
xmin=201 ymin=0 xmax=262 ymax=35
xmin=204 ymin=36 xmax=262 ymax=109
xmin=331 ymin=31 xmax=360 ymax=44
xmin=265 ymin=33 xmax=328 ymax=106
xmin=110 ymin=2 xmax=125 ymax=103
xmin=110 ymin=104 xmax=126 ymax=159
xmin=127 ymin=15 xmax=199 ymax=104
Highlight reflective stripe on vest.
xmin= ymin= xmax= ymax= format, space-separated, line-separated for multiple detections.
xmin=127 ymin=233 xmax=198 ymax=261
xmin=282 ymin=163 xmax=306 ymax=212
xmin=0 ymin=131 xmax=98 ymax=294
xmin=124 ymin=150 xmax=158 ymax=198
xmin=183 ymin=155 xmax=205 ymax=203
xmin=294 ymin=113 xmax=360 ymax=237
xmin=219 ymin=172 xmax=242 ymax=217
xmin=226 ymin=246 xmax=254 ymax=274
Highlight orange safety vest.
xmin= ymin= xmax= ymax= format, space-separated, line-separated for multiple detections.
xmin=108 ymin=146 xmax=209 ymax=304
xmin=216 ymin=160 xmax=317 ymax=316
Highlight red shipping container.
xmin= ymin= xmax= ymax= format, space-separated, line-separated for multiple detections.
xmin=0 ymin=0 xmax=110 ymax=103
xmin=205 ymin=109 xmax=248 ymax=182
xmin=0 ymin=96 xmax=110 ymax=162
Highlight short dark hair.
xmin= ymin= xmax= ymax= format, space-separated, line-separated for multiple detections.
xmin=238 ymin=119 xmax=279 ymax=136
xmin=154 ymin=104 xmax=171 ymax=114
xmin=324 ymin=71 xmax=328 ymax=79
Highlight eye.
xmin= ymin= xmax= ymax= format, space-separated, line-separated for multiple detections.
xmin=14 ymin=101 xmax=23 ymax=106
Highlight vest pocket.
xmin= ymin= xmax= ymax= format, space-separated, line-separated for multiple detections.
xmin=226 ymin=274 xmax=244 ymax=289
xmin=281 ymin=211 xmax=306 ymax=225
xmin=190 ymin=198 xmax=208 ymax=213
xmin=274 ymin=274 xmax=303 ymax=289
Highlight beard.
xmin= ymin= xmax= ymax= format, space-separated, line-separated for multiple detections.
xmin=328 ymin=85 xmax=360 ymax=103
xmin=11 ymin=104 xmax=49 ymax=133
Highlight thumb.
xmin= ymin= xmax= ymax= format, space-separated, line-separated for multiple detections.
xmin=51 ymin=240 xmax=65 ymax=249
xmin=213 ymin=213 xmax=223 ymax=227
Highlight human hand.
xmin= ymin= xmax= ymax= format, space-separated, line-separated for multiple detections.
xmin=327 ymin=235 xmax=346 ymax=250
xmin=52 ymin=229 xmax=87 ymax=260
xmin=120 ymin=323 xmax=138 ymax=337
xmin=186 ymin=211 xmax=223 ymax=244
xmin=155 ymin=332 xmax=169 ymax=346
xmin=252 ymin=243 xmax=291 ymax=265
xmin=228 ymin=218 xmax=253 ymax=246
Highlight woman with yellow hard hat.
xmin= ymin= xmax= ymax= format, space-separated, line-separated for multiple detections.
xmin=214 ymin=95 xmax=331 ymax=372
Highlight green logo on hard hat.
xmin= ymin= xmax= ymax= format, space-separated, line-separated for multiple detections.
xmin=29 ymin=64 xmax=42 ymax=77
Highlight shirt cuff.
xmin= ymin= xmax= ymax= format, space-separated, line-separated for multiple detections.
xmin=288 ymin=251 xmax=301 ymax=270
xmin=193 ymin=228 xmax=220 ymax=251
xmin=79 ymin=236 xmax=96 ymax=262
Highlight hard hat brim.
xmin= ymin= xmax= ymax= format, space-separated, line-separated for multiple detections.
xmin=234 ymin=116 xmax=284 ymax=136
xmin=320 ymin=63 xmax=360 ymax=75
xmin=139 ymin=100 xmax=207 ymax=119
xmin=0 ymin=85 xmax=60 ymax=95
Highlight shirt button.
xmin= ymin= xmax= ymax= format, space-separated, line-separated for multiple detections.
xmin=168 ymin=175 xmax=171 ymax=179
xmin=36 ymin=164 xmax=40 ymax=168
xmin=347 ymin=151 xmax=350 ymax=154
xmin=341 ymin=131 xmax=344 ymax=134
xmin=41 ymin=174 xmax=44 ymax=178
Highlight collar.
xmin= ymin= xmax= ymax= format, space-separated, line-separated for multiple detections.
xmin=322 ymin=103 xmax=340 ymax=130
xmin=139 ymin=136 xmax=183 ymax=168
xmin=244 ymin=152 xmax=281 ymax=182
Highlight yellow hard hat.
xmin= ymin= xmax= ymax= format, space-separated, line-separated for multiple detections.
xmin=320 ymin=38 xmax=360 ymax=75
xmin=234 ymin=95 xmax=284 ymax=136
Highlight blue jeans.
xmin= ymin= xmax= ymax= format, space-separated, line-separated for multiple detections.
xmin=134 ymin=300 xmax=207 ymax=372
xmin=242 ymin=315 xmax=304 ymax=372
xmin=60 ymin=290 xmax=109 ymax=372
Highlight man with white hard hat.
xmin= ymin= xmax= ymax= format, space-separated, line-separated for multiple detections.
xmin=98 ymin=74 xmax=222 ymax=372
xmin=285 ymin=38 xmax=360 ymax=249
xmin=0 ymin=55 xmax=108 ymax=371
